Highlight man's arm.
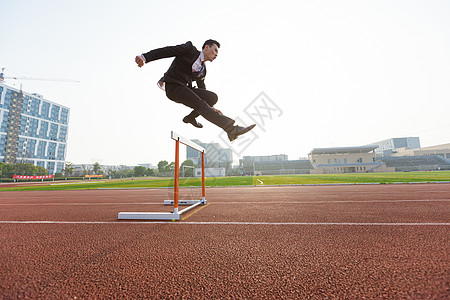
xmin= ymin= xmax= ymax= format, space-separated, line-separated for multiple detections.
xmin=136 ymin=41 xmax=193 ymax=68
xmin=195 ymin=78 xmax=206 ymax=89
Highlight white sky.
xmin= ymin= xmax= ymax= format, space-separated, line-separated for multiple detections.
xmin=1 ymin=0 xmax=449 ymax=166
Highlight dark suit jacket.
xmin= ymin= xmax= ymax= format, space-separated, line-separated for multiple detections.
xmin=143 ymin=41 xmax=206 ymax=89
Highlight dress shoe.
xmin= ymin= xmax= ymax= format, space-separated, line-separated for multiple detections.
xmin=227 ymin=124 xmax=256 ymax=141
xmin=183 ymin=116 xmax=203 ymax=128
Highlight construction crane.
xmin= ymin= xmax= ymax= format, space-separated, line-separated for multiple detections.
xmin=0 ymin=67 xmax=80 ymax=83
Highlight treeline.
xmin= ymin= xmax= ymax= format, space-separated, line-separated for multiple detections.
xmin=0 ymin=159 xmax=197 ymax=182
xmin=69 ymin=160 xmax=196 ymax=179
xmin=68 ymin=162 xmax=156 ymax=179
xmin=0 ymin=162 xmax=48 ymax=178
xmin=158 ymin=160 xmax=195 ymax=177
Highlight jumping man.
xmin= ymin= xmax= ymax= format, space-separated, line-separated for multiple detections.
xmin=135 ymin=40 xmax=255 ymax=141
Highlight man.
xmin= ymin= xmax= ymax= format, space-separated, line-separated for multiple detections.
xmin=135 ymin=39 xmax=255 ymax=141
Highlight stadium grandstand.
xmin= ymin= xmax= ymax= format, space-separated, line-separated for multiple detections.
xmin=235 ymin=139 xmax=450 ymax=176
xmin=389 ymin=143 xmax=450 ymax=160
xmin=378 ymin=155 xmax=450 ymax=172
xmin=308 ymin=146 xmax=394 ymax=174
xmin=253 ymin=160 xmax=313 ymax=175
xmin=240 ymin=155 xmax=313 ymax=175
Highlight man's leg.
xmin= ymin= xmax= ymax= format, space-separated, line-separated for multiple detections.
xmin=183 ymin=89 xmax=218 ymax=123
xmin=165 ymin=84 xmax=234 ymax=131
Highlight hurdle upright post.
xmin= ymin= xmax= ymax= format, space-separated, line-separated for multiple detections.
xmin=201 ymin=151 xmax=206 ymax=202
xmin=174 ymin=138 xmax=180 ymax=214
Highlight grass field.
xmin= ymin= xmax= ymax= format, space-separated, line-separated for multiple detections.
xmin=254 ymin=171 xmax=450 ymax=185
xmin=0 ymin=171 xmax=449 ymax=191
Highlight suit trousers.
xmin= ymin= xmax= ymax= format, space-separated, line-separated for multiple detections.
xmin=165 ymin=83 xmax=235 ymax=131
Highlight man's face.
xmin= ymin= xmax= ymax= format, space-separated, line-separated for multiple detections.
xmin=203 ymin=44 xmax=219 ymax=62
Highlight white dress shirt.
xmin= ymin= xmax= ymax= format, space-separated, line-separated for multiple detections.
xmin=191 ymin=52 xmax=205 ymax=73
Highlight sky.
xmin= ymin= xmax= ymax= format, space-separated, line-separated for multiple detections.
xmin=1 ymin=0 xmax=449 ymax=166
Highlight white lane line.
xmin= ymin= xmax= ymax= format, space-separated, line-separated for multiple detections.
xmin=1 ymin=199 xmax=448 ymax=206
xmin=208 ymin=190 xmax=450 ymax=195
xmin=0 ymin=221 xmax=449 ymax=226
xmin=0 ymin=202 xmax=163 ymax=206
xmin=212 ymin=199 xmax=450 ymax=204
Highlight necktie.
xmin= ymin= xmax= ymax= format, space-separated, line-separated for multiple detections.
xmin=193 ymin=61 xmax=205 ymax=78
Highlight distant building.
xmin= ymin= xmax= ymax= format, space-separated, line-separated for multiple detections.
xmin=187 ymin=139 xmax=232 ymax=175
xmin=194 ymin=167 xmax=226 ymax=177
xmin=307 ymin=143 xmax=450 ymax=173
xmin=244 ymin=154 xmax=288 ymax=162
xmin=0 ymin=83 xmax=70 ymax=174
xmin=389 ymin=143 xmax=450 ymax=160
xmin=370 ymin=137 xmax=421 ymax=157
xmin=376 ymin=143 xmax=450 ymax=171
xmin=240 ymin=155 xmax=313 ymax=175
xmin=378 ymin=155 xmax=450 ymax=172
xmin=72 ymin=164 xmax=133 ymax=177
xmin=137 ymin=163 xmax=157 ymax=169
xmin=308 ymin=146 xmax=394 ymax=174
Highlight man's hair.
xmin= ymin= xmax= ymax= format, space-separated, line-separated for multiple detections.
xmin=202 ymin=39 xmax=220 ymax=49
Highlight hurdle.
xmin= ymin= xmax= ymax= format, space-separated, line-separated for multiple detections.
xmin=118 ymin=131 xmax=207 ymax=220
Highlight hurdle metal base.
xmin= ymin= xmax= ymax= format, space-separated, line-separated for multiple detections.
xmin=164 ymin=199 xmax=207 ymax=205
xmin=118 ymin=198 xmax=206 ymax=221
xmin=118 ymin=212 xmax=181 ymax=220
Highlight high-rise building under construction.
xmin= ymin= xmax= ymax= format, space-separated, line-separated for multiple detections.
xmin=0 ymin=83 xmax=69 ymax=174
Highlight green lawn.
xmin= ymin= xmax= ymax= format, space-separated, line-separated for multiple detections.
xmin=253 ymin=171 xmax=450 ymax=185
xmin=0 ymin=171 xmax=449 ymax=191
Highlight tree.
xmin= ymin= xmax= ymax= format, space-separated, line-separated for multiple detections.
xmin=81 ymin=164 xmax=92 ymax=177
xmin=0 ymin=162 xmax=7 ymax=180
xmin=181 ymin=160 xmax=195 ymax=177
xmin=145 ymin=168 xmax=155 ymax=176
xmin=0 ymin=162 xmax=48 ymax=180
xmin=105 ymin=166 xmax=117 ymax=179
xmin=117 ymin=165 xmax=132 ymax=178
xmin=13 ymin=162 xmax=36 ymax=175
xmin=158 ymin=160 xmax=169 ymax=176
xmin=158 ymin=161 xmax=169 ymax=173
xmin=62 ymin=161 xmax=74 ymax=180
xmin=157 ymin=160 xmax=176 ymax=176
xmin=134 ymin=166 xmax=146 ymax=177
xmin=168 ymin=162 xmax=175 ymax=174
xmin=92 ymin=162 xmax=102 ymax=175
xmin=35 ymin=166 xmax=47 ymax=176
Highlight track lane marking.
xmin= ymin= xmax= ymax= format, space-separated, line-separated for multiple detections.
xmin=1 ymin=199 xmax=448 ymax=206
xmin=212 ymin=199 xmax=450 ymax=204
xmin=0 ymin=221 xmax=448 ymax=226
xmin=0 ymin=202 xmax=163 ymax=206
xmin=181 ymin=203 xmax=210 ymax=221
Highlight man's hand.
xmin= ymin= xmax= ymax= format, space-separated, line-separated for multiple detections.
xmin=135 ymin=55 xmax=145 ymax=68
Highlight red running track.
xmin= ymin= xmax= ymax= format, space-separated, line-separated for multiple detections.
xmin=0 ymin=183 xmax=449 ymax=298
